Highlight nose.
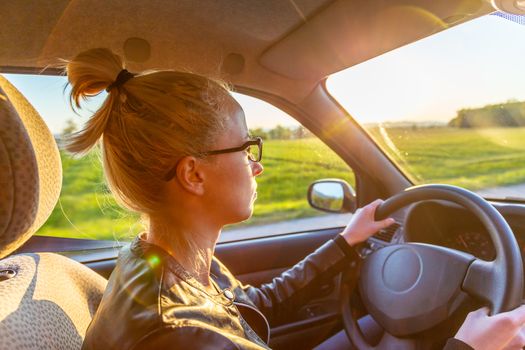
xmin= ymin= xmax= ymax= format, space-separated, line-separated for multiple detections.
xmin=252 ymin=161 xmax=263 ymax=176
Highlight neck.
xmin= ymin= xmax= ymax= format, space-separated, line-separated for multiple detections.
xmin=147 ymin=214 xmax=221 ymax=287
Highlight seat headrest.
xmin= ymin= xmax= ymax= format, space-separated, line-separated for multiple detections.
xmin=0 ymin=76 xmax=62 ymax=258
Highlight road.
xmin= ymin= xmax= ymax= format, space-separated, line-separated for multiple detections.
xmin=476 ymin=183 xmax=525 ymax=199
xmin=220 ymin=213 xmax=352 ymax=242
xmin=220 ymin=183 xmax=525 ymax=242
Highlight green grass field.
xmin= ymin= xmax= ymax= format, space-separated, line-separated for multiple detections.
xmin=38 ymin=138 xmax=355 ymax=240
xmin=367 ymin=127 xmax=525 ymax=189
xmin=37 ymin=127 xmax=525 ymax=240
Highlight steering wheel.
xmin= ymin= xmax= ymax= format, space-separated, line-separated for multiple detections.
xmin=341 ymin=184 xmax=524 ymax=349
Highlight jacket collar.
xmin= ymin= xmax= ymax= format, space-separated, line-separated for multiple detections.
xmin=130 ymin=233 xmax=235 ymax=305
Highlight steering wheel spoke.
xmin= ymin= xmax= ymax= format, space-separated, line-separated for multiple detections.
xmin=462 ymin=259 xmax=501 ymax=313
xmin=347 ymin=323 xmax=417 ymax=350
xmin=358 ymin=243 xmax=473 ymax=336
xmin=375 ymin=332 xmax=417 ymax=350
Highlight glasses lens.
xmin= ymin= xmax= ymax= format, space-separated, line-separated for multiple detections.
xmin=247 ymin=144 xmax=261 ymax=162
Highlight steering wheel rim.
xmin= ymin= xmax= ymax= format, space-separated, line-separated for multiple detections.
xmin=341 ymin=184 xmax=524 ymax=350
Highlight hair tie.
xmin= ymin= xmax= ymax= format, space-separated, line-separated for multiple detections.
xmin=106 ymin=69 xmax=135 ymax=92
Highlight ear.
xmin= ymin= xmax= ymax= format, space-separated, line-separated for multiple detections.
xmin=172 ymin=156 xmax=205 ymax=196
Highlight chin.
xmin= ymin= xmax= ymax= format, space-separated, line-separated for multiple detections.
xmin=226 ymin=206 xmax=254 ymax=225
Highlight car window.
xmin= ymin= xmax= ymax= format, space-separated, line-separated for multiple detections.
xmin=3 ymin=74 xmax=354 ymax=241
xmin=223 ymin=94 xmax=355 ymax=240
xmin=327 ymin=13 xmax=525 ymax=201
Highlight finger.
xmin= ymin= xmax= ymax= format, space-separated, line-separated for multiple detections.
xmin=479 ymin=306 xmax=490 ymax=315
xmin=519 ymin=327 xmax=525 ymax=347
xmin=376 ymin=217 xmax=396 ymax=230
xmin=503 ymin=327 xmax=525 ymax=349
xmin=470 ymin=306 xmax=490 ymax=317
xmin=363 ymin=199 xmax=383 ymax=215
xmin=501 ymin=304 xmax=525 ymax=325
xmin=368 ymin=199 xmax=383 ymax=209
xmin=517 ymin=327 xmax=525 ymax=347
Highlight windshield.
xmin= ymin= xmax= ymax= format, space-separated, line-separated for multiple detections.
xmin=327 ymin=13 xmax=525 ymax=200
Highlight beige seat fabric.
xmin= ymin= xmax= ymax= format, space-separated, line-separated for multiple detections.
xmin=0 ymin=254 xmax=107 ymax=349
xmin=0 ymin=76 xmax=107 ymax=349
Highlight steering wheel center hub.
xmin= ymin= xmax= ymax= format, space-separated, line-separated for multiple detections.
xmin=382 ymin=248 xmax=422 ymax=292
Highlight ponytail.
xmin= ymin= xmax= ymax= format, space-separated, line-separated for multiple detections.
xmin=63 ymin=48 xmax=232 ymax=214
xmin=65 ymin=48 xmax=126 ymax=155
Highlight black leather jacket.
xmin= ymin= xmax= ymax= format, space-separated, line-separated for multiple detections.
xmin=82 ymin=235 xmax=472 ymax=350
xmin=82 ymin=234 xmax=360 ymax=350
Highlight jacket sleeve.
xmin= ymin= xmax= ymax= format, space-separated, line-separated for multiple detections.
xmin=239 ymin=235 xmax=361 ymax=325
xmin=443 ymin=338 xmax=474 ymax=350
xmin=130 ymin=325 xmax=241 ymax=350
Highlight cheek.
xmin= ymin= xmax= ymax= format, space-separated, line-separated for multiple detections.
xmin=211 ymin=157 xmax=254 ymax=199
xmin=228 ymin=165 xmax=255 ymax=206
xmin=231 ymin=165 xmax=252 ymax=195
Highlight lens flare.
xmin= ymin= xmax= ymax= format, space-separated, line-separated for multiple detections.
xmin=147 ymin=254 xmax=161 ymax=269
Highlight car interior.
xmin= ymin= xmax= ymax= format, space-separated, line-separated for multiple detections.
xmin=2 ymin=0 xmax=525 ymax=349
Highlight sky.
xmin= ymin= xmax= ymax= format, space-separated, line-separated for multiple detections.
xmin=4 ymin=13 xmax=525 ymax=133
xmin=327 ymin=14 xmax=525 ymax=124
xmin=3 ymin=75 xmax=299 ymax=135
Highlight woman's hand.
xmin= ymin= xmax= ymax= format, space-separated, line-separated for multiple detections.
xmin=340 ymin=199 xmax=396 ymax=246
xmin=455 ymin=306 xmax=525 ymax=350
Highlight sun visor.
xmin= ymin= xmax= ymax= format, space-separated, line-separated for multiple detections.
xmin=259 ymin=0 xmax=492 ymax=80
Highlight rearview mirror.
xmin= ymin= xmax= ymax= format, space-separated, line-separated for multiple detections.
xmin=307 ymin=179 xmax=356 ymax=213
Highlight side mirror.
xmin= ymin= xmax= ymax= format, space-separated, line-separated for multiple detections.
xmin=307 ymin=179 xmax=356 ymax=213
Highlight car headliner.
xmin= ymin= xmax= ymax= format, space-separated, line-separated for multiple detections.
xmin=2 ymin=0 xmax=492 ymax=104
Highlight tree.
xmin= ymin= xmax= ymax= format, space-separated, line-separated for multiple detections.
xmin=62 ymin=119 xmax=78 ymax=136
xmin=292 ymin=126 xmax=305 ymax=139
xmin=268 ymin=125 xmax=292 ymax=140
xmin=249 ymin=127 xmax=269 ymax=140
xmin=448 ymin=100 xmax=525 ymax=128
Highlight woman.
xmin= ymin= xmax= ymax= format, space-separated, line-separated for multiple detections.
xmin=67 ymin=48 xmax=525 ymax=350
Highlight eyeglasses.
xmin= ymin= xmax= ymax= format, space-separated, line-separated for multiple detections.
xmin=164 ymin=137 xmax=263 ymax=181
xmin=204 ymin=136 xmax=263 ymax=163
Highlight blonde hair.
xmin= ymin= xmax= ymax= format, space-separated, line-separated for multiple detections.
xmin=65 ymin=48 xmax=232 ymax=259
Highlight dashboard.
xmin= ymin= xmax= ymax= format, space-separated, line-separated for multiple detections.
xmin=440 ymin=229 xmax=497 ymax=261
xmin=403 ymin=200 xmax=525 ymax=267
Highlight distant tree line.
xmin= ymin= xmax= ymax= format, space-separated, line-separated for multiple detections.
xmin=449 ymin=100 xmax=525 ymax=128
xmin=60 ymin=120 xmax=313 ymax=141
xmin=249 ymin=125 xmax=313 ymax=140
